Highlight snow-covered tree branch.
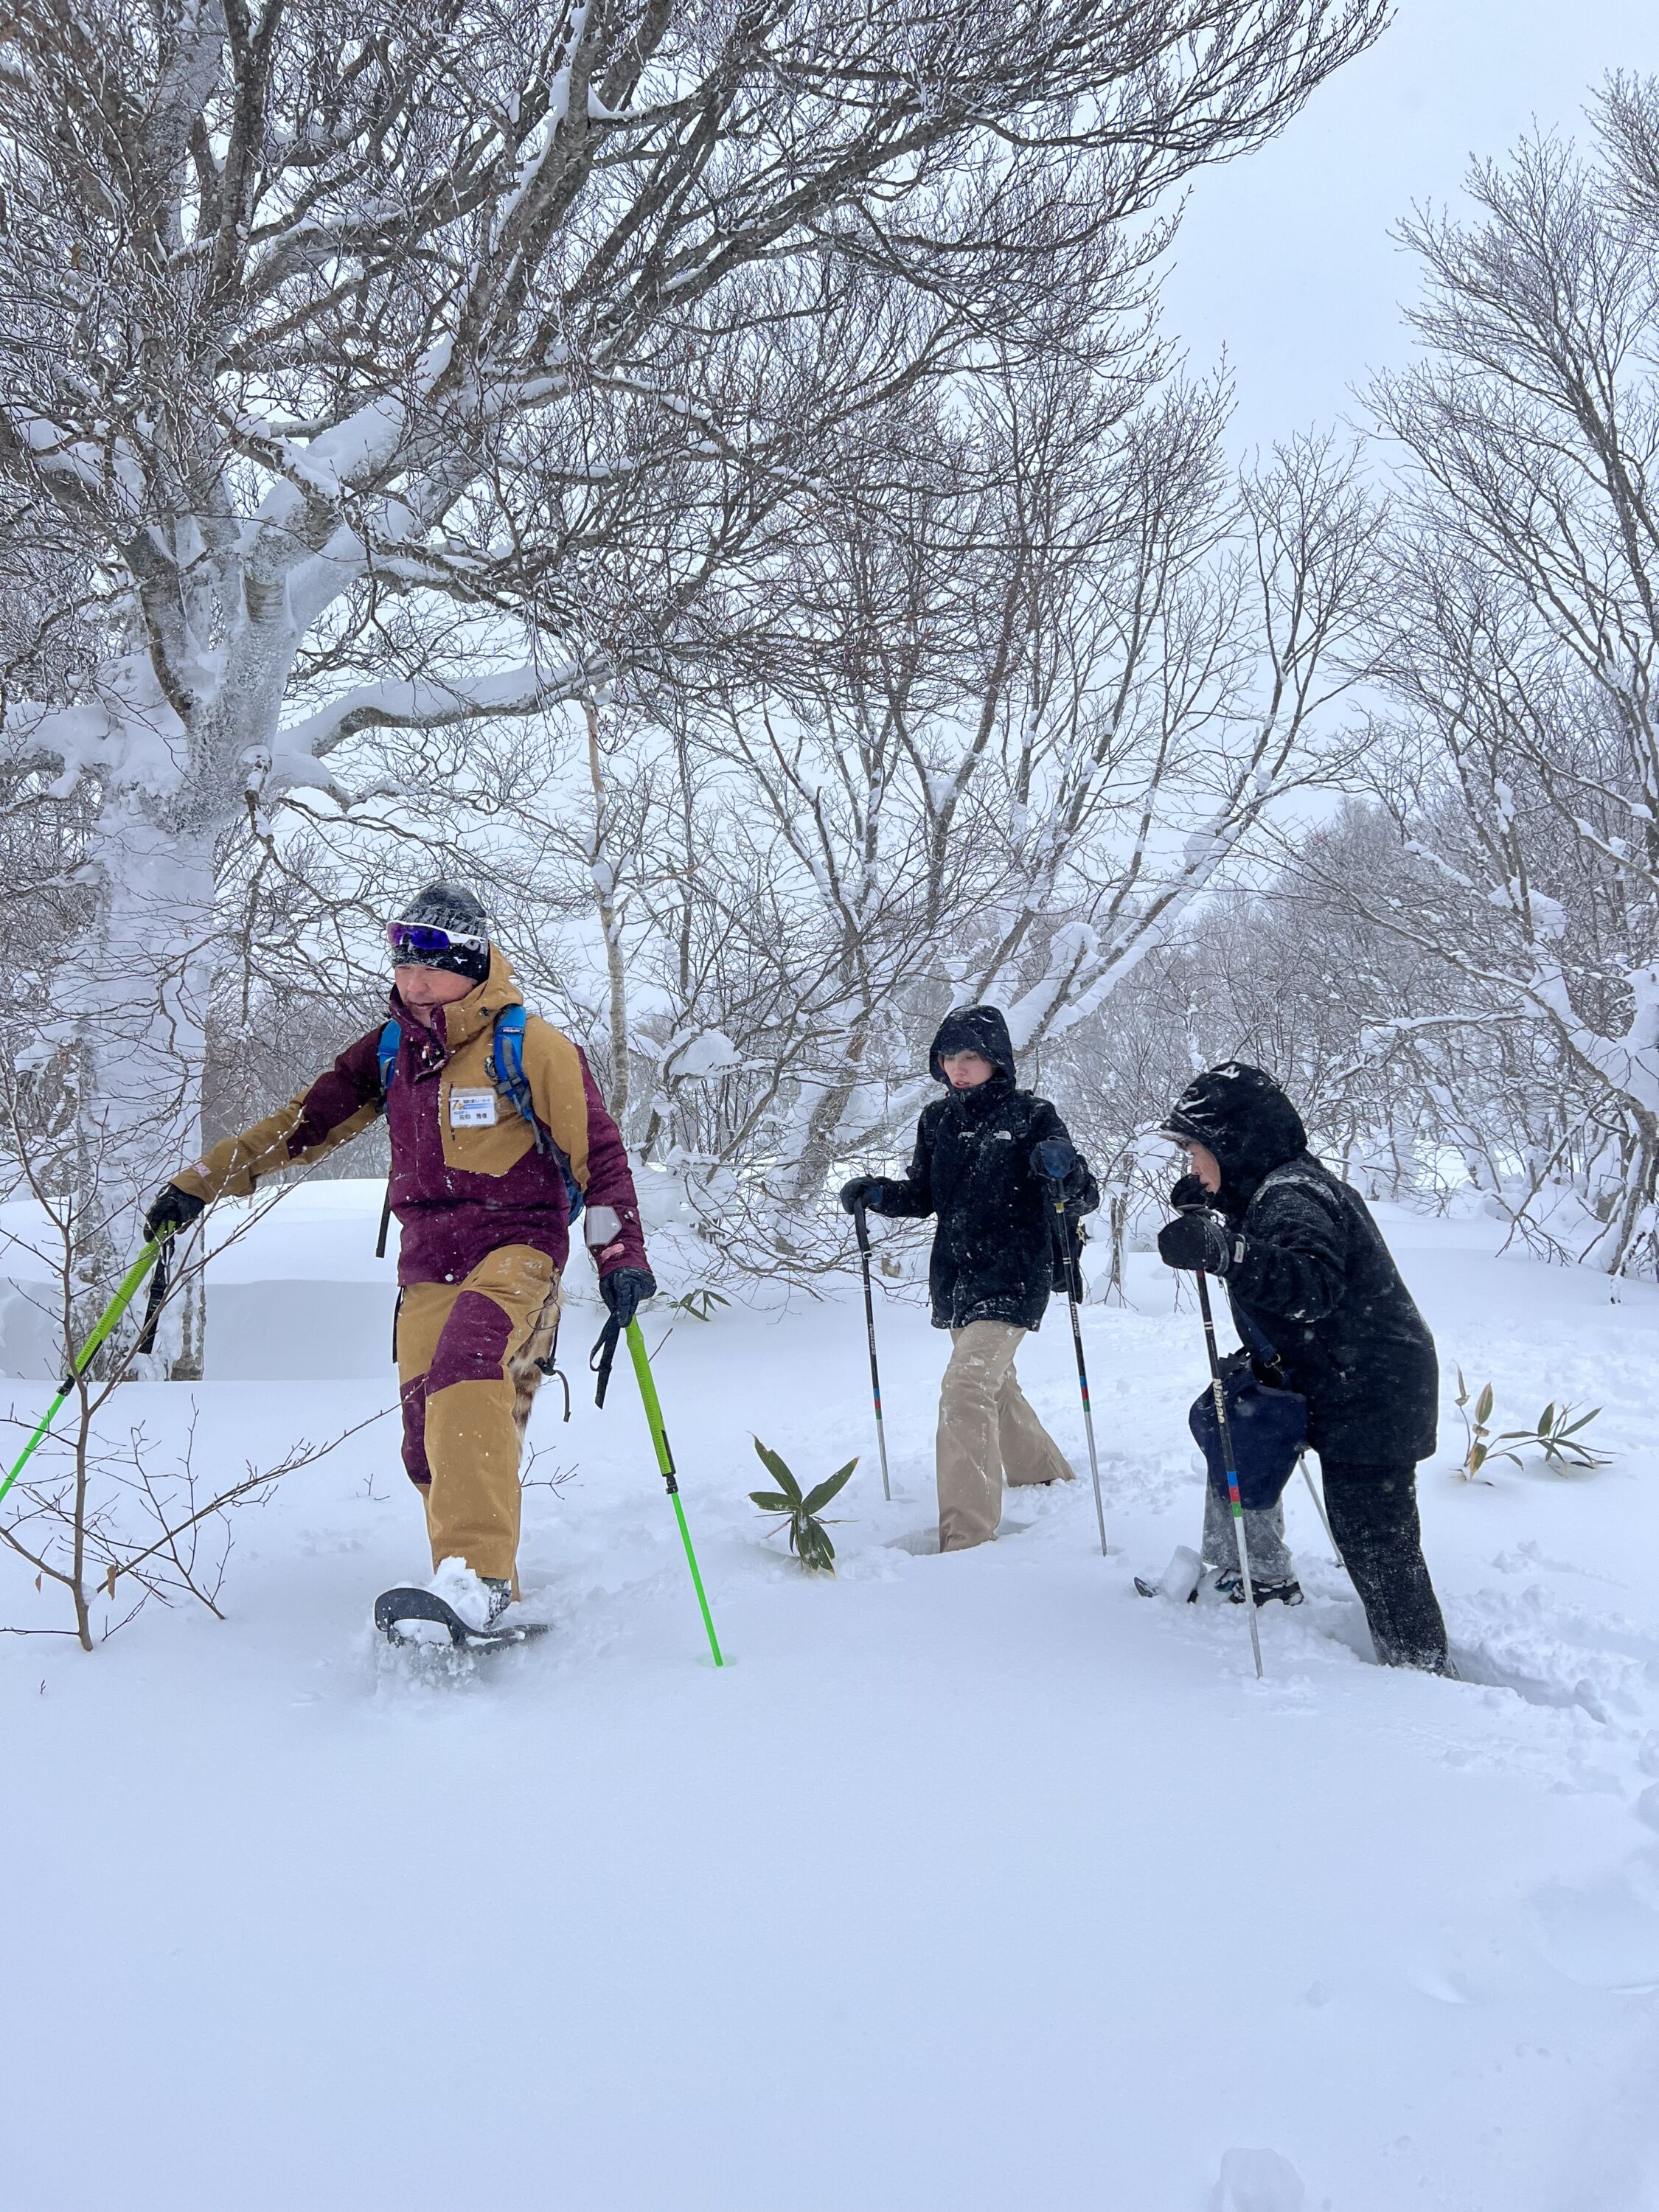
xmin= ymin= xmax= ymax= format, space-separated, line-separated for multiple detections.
xmin=0 ymin=0 xmax=1385 ymax=1313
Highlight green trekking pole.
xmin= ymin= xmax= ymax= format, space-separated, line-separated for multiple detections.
xmin=0 ymin=1239 xmax=166 ymax=1512
xmin=625 ymin=1319 xmax=724 ymax=1667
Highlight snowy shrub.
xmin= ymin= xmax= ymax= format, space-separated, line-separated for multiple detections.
xmin=748 ymin=1441 xmax=856 ymax=1575
xmin=0 ymin=1114 xmax=386 ymax=1648
xmin=1 ymin=1385 xmax=381 ymax=1649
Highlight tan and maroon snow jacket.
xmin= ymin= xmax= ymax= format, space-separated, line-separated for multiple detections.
xmin=175 ymin=950 xmax=647 ymax=1289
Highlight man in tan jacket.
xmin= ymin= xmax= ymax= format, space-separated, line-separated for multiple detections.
xmin=142 ymin=883 xmax=654 ymax=1634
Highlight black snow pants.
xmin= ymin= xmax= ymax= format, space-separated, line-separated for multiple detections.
xmin=1319 ymin=1458 xmax=1452 ymax=1675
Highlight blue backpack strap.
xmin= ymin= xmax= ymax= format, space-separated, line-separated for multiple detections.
xmin=377 ymin=1019 xmax=401 ymax=1104
xmin=489 ymin=1007 xmax=543 ymax=1147
xmin=373 ymin=1020 xmax=400 ymax=1259
xmin=490 ymin=1006 xmax=585 ymax=1220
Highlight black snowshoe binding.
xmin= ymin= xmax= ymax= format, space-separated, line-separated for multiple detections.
xmin=1134 ymin=1551 xmax=1303 ymax=1608
xmin=375 ymin=1580 xmax=549 ymax=1650
xmin=1214 ymin=1569 xmax=1304 ymax=1607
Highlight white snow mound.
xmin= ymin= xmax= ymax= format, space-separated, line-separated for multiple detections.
xmin=1211 ymin=2148 xmax=1307 ymax=2212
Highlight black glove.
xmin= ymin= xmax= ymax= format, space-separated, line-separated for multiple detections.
xmin=839 ymin=1177 xmax=888 ymax=1216
xmin=142 ymin=1183 xmax=206 ymax=1245
xmin=601 ymin=1267 xmax=657 ymax=1329
xmin=1156 ymin=1209 xmax=1236 ymax=1276
xmin=1169 ymin=1173 xmax=1209 ymax=1212
xmin=1030 ymin=1137 xmax=1077 ymax=1186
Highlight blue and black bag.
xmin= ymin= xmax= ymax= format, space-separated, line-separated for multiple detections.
xmin=1188 ymin=1305 xmax=1307 ymax=1512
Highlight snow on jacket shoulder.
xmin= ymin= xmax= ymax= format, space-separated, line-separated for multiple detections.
xmin=175 ymin=950 xmax=647 ymax=1288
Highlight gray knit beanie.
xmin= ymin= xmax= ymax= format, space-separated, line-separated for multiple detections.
xmin=389 ymin=881 xmax=492 ymax=984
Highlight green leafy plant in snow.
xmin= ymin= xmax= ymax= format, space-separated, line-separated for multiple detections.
xmin=1496 ymin=1399 xmax=1610 ymax=1475
xmin=1453 ymin=1371 xmax=1505 ymax=1482
xmin=1453 ymin=1370 xmax=1610 ymax=1480
xmin=748 ymin=1439 xmax=856 ymax=1573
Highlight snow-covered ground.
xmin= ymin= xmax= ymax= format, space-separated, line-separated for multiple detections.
xmin=3 ymin=1190 xmax=1658 ymax=2211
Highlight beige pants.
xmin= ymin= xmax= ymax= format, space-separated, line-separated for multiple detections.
xmin=395 ymin=1244 xmax=562 ymax=1585
xmin=936 ymin=1320 xmax=1074 ymax=1551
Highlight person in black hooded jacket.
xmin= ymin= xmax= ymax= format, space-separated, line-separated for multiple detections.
xmin=1154 ymin=1062 xmax=1451 ymax=1673
xmin=840 ymin=1006 xmax=1099 ymax=1552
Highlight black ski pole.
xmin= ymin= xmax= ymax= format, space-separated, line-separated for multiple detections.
xmin=1194 ymin=1267 xmax=1264 ymax=1680
xmin=1037 ymin=1172 xmax=1106 ymax=1555
xmin=1057 ymin=1186 xmax=1110 ymax=1548
xmin=852 ymin=1200 xmax=891 ymax=1502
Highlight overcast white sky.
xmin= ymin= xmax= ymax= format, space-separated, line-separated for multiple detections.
xmin=1158 ymin=0 xmax=1659 ymax=459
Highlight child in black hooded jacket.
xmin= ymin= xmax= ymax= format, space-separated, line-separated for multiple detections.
xmin=1156 ymin=1062 xmax=1452 ymax=1674
xmin=841 ymin=1005 xmax=1099 ymax=1552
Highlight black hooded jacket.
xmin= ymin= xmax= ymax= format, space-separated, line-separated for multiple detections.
xmin=1164 ymin=1063 xmax=1439 ymax=1462
xmin=867 ymin=1006 xmax=1099 ymax=1332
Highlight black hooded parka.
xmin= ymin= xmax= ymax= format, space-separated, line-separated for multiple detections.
xmin=869 ymin=1006 xmax=1099 ymax=1332
xmin=1164 ymin=1063 xmax=1439 ymax=1463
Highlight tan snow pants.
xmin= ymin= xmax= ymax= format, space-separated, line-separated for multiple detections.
xmin=936 ymin=1320 xmax=1074 ymax=1552
xmin=394 ymin=1244 xmax=562 ymax=1585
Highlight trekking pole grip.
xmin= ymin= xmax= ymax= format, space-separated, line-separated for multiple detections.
xmin=133 ymin=1238 xmax=171 ymax=1358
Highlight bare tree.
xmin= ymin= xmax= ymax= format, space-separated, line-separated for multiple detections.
xmin=0 ymin=0 xmax=1386 ymax=1284
xmin=1360 ymin=99 xmax=1659 ymax=1268
xmin=578 ymin=345 xmax=1385 ymax=1276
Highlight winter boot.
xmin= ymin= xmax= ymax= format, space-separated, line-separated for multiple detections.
xmin=385 ymin=1558 xmax=512 ymax=1644
xmin=427 ymin=1557 xmax=512 ymax=1630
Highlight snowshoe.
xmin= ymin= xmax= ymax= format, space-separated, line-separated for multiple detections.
xmin=1214 ymin=1569 xmax=1304 ymax=1607
xmin=374 ymin=1585 xmax=550 ymax=1650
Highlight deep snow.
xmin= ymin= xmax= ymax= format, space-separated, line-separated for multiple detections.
xmin=2 ymin=1189 xmax=1658 ymax=2211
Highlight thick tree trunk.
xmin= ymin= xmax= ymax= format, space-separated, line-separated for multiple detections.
xmin=52 ymin=767 xmax=229 ymax=1375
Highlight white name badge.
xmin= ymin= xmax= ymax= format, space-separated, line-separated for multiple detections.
xmin=450 ymin=1088 xmax=498 ymax=1129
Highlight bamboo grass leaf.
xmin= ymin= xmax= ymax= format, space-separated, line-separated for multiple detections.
xmin=751 ymin=1438 xmax=802 ymax=1503
xmin=749 ymin=1436 xmax=844 ymax=1572
xmin=802 ymin=1459 xmax=858 ymax=1516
